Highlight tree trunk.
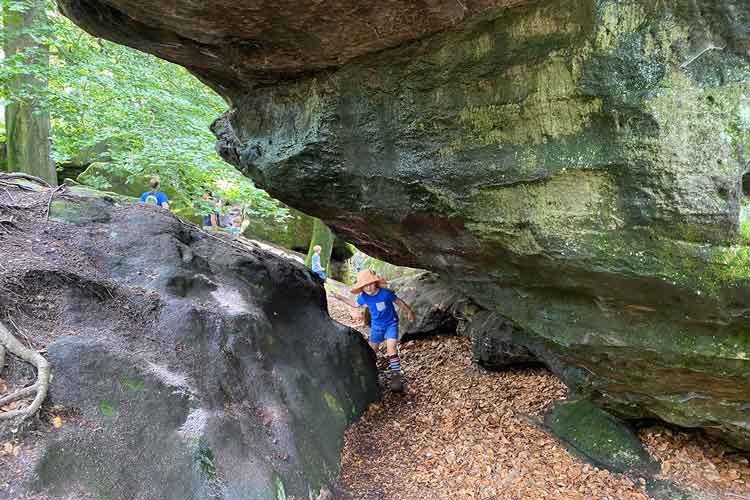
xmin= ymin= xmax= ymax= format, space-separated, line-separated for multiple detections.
xmin=306 ymin=218 xmax=334 ymax=271
xmin=0 ymin=140 xmax=7 ymax=172
xmin=3 ymin=0 xmax=56 ymax=186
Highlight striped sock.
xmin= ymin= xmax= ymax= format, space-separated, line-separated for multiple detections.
xmin=388 ymin=355 xmax=401 ymax=374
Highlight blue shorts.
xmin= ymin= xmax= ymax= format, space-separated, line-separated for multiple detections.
xmin=314 ymin=270 xmax=326 ymax=280
xmin=370 ymin=323 xmax=399 ymax=344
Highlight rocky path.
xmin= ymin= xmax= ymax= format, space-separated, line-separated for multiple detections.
xmin=327 ymin=296 xmax=750 ymax=500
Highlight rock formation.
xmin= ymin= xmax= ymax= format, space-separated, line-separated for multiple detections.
xmin=0 ymin=182 xmax=377 ymax=499
xmin=57 ymin=0 xmax=750 ymax=447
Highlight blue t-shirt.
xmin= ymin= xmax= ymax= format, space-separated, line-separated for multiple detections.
xmin=311 ymin=254 xmax=323 ymax=272
xmin=357 ymin=288 xmax=399 ymax=328
xmin=139 ymin=191 xmax=169 ymax=207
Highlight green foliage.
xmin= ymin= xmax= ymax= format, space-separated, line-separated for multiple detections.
xmin=98 ymin=400 xmax=114 ymax=417
xmin=741 ymin=217 xmax=750 ymax=244
xmin=0 ymin=0 xmax=288 ymax=221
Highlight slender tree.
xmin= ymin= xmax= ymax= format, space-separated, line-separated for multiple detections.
xmin=3 ymin=0 xmax=56 ymax=185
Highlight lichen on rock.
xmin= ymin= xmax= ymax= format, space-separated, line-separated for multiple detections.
xmin=57 ymin=0 xmax=750 ymax=449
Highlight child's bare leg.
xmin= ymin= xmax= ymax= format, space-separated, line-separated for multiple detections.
xmin=385 ymin=339 xmax=398 ymax=356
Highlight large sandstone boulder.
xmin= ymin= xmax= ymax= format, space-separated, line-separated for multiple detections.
xmin=1 ymin=184 xmax=378 ymax=499
xmin=57 ymin=0 xmax=750 ymax=447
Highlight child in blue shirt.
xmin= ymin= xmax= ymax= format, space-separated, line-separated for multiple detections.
xmin=346 ymin=269 xmax=415 ymax=391
xmin=227 ymin=217 xmax=242 ymax=237
xmin=311 ymin=245 xmax=326 ymax=280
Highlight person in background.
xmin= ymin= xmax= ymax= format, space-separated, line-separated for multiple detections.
xmin=219 ymin=205 xmax=233 ymax=229
xmin=311 ymin=245 xmax=326 ymax=281
xmin=201 ymin=192 xmax=220 ymax=231
xmin=139 ymin=178 xmax=169 ymax=209
xmin=227 ymin=217 xmax=242 ymax=237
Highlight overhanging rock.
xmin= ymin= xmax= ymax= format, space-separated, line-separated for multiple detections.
xmin=58 ymin=0 xmax=750 ymax=448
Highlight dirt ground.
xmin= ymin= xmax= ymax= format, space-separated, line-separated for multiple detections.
xmin=328 ymin=296 xmax=750 ymax=500
xmin=0 ymin=180 xmax=106 ymax=499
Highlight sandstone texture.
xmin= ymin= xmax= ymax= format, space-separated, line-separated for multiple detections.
xmin=0 ymin=183 xmax=378 ymax=499
xmin=57 ymin=0 xmax=750 ymax=448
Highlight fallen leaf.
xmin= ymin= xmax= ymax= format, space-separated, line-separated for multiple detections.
xmin=52 ymin=416 xmax=63 ymax=428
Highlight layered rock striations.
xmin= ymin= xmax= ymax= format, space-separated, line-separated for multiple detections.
xmin=58 ymin=0 xmax=750 ymax=447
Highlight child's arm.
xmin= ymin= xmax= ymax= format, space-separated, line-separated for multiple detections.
xmin=394 ymin=298 xmax=416 ymax=322
xmin=330 ymin=291 xmax=360 ymax=309
xmin=334 ymin=294 xmax=366 ymax=321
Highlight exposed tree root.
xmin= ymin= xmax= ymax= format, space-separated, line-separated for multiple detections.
xmin=45 ymin=185 xmax=67 ymax=221
xmin=0 ymin=321 xmax=50 ymax=421
xmin=0 ymin=172 xmax=51 ymax=188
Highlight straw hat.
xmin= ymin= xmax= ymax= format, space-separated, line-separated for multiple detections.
xmin=350 ymin=269 xmax=387 ymax=294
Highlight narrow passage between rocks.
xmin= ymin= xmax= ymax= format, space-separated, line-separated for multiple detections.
xmin=326 ymin=296 xmax=750 ymax=500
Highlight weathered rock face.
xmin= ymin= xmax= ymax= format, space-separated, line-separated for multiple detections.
xmin=58 ymin=0 xmax=750 ymax=447
xmin=57 ymin=0 xmax=527 ymax=97
xmin=244 ymin=204 xmax=315 ymax=253
xmin=389 ymin=272 xmax=478 ymax=340
xmin=3 ymin=186 xmax=378 ymax=499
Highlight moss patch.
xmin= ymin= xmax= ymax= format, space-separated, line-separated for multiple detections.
xmin=545 ymin=399 xmax=659 ymax=474
xmin=120 ymin=377 xmax=145 ymax=391
xmin=323 ymin=391 xmax=346 ymax=422
xmin=273 ymin=472 xmax=287 ymax=500
xmin=466 ymin=170 xmax=620 ymax=255
xmin=49 ymin=198 xmax=114 ymax=224
xmin=99 ymin=400 xmax=115 ymax=417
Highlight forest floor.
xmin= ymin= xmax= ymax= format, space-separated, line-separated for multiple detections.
xmin=327 ymin=296 xmax=750 ymax=500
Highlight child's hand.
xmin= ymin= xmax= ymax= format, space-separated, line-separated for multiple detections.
xmin=407 ymin=310 xmax=416 ymax=322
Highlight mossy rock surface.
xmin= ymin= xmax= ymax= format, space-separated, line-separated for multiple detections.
xmin=49 ymin=197 xmax=114 ymax=224
xmin=57 ymin=0 xmax=750 ymax=447
xmin=244 ymin=205 xmax=314 ymax=252
xmin=545 ymin=399 xmax=659 ymax=475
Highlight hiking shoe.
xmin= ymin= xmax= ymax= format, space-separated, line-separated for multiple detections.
xmin=388 ymin=371 xmax=404 ymax=392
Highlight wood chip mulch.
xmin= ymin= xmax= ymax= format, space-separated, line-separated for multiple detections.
xmin=641 ymin=425 xmax=750 ymax=498
xmin=327 ymin=295 xmax=750 ymax=500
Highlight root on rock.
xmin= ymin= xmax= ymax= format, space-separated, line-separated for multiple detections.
xmin=0 ymin=321 xmax=50 ymax=421
xmin=0 ymin=172 xmax=51 ymax=188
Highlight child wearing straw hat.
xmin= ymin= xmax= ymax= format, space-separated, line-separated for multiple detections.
xmin=346 ymin=269 xmax=416 ymax=391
